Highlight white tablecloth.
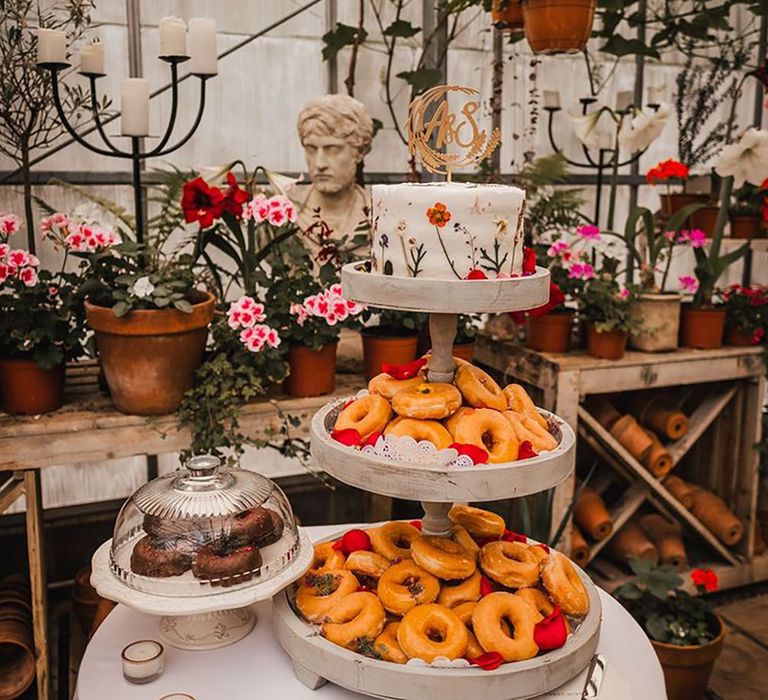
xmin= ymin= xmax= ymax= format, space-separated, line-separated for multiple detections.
xmin=75 ymin=525 xmax=667 ymax=700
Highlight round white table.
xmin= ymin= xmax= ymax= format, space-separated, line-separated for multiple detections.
xmin=75 ymin=525 xmax=667 ymax=700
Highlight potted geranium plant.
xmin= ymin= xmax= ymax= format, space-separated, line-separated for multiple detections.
xmin=720 ymin=284 xmax=768 ymax=346
xmin=729 ymin=179 xmax=767 ymax=239
xmin=614 ymin=558 xmax=725 ymax=700
xmin=0 ymin=212 xmax=85 ymax=414
xmin=362 ymin=308 xmax=424 ymax=382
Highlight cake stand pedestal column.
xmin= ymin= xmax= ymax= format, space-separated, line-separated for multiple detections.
xmin=427 ymin=313 xmax=458 ymax=383
xmin=158 ymin=607 xmax=256 ymax=651
xmin=421 ymin=501 xmax=453 ymax=536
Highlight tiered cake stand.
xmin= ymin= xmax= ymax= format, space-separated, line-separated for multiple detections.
xmin=273 ymin=264 xmax=601 ymax=700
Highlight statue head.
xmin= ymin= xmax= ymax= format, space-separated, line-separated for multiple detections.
xmin=297 ymin=94 xmax=373 ymax=195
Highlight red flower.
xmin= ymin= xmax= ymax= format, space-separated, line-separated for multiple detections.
xmin=691 ymin=568 xmax=719 ymax=592
xmin=426 ymin=202 xmax=451 ymax=227
xmin=331 ymin=428 xmax=361 ymax=446
xmin=381 ymin=357 xmax=427 ymax=380
xmin=511 ymin=283 xmax=567 ymax=324
xmin=469 ymin=651 xmax=504 ymax=671
xmin=480 ymin=575 xmax=496 ymax=597
xmin=523 ymin=246 xmax=536 ymax=275
xmin=181 ymin=177 xmax=225 ymax=229
xmin=533 ymin=605 xmax=568 ymax=651
xmin=752 ymin=328 xmax=765 ymax=345
xmin=449 ymin=442 xmax=489 ymax=465
xmin=501 ymin=529 xmax=527 ymax=544
xmin=361 ymin=431 xmax=383 ymax=448
xmin=409 ymin=519 xmax=423 ymax=531
xmin=646 ymin=159 xmax=690 ymax=184
xmin=518 ymin=441 xmax=538 ymax=459
xmin=333 ymin=529 xmax=372 ymax=555
xmin=221 ymin=172 xmax=252 ymax=218
xmin=465 ymin=269 xmax=488 ymax=280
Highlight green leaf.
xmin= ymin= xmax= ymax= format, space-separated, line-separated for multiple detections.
xmin=173 ymin=299 xmax=193 ymax=313
xmin=646 ymin=614 xmax=671 ymax=642
xmin=154 ymin=296 xmax=171 ymax=307
xmin=600 ymin=36 xmax=660 ymax=60
xmin=112 ymin=301 xmax=131 ymax=318
xmin=396 ymin=68 xmax=443 ymax=94
xmin=322 ymin=23 xmax=367 ymax=62
xmin=383 ymin=19 xmax=420 ymax=38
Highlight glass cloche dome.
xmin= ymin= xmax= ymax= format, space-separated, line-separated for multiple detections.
xmin=109 ymin=455 xmax=300 ymax=596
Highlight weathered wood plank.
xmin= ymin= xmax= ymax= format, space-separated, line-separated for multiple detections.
xmin=709 ymin=625 xmax=768 ymax=700
xmin=0 ymin=476 xmax=25 ymax=514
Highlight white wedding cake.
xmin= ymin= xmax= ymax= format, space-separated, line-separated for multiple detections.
xmin=370 ymin=182 xmax=526 ymax=281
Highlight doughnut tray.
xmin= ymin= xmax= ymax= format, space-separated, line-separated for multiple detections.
xmin=310 ymin=401 xmax=576 ymax=503
xmin=272 ymin=530 xmax=602 ymax=700
xmin=341 ymin=262 xmax=550 ymax=314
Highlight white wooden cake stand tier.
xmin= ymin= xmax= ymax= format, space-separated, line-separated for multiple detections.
xmin=272 ymin=529 xmax=602 ymax=700
xmin=90 ymin=529 xmax=314 ymax=651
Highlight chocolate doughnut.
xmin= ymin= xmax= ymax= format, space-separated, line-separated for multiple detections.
xmin=130 ymin=536 xmax=192 ymax=577
xmin=192 ymin=538 xmax=263 ymax=586
xmin=229 ymin=507 xmax=273 ymax=544
xmin=254 ymin=508 xmax=284 ymax=547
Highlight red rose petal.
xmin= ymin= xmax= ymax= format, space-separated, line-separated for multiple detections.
xmin=518 ymin=440 xmax=538 ymax=460
xmin=533 ymin=605 xmax=568 ymax=651
xmin=331 ymin=428 xmax=361 ymax=446
xmin=538 ymin=543 xmax=550 ymax=553
xmin=381 ymin=357 xmax=427 ymax=380
xmin=361 ymin=431 xmax=383 ymax=448
xmin=409 ymin=520 xmax=423 ymax=531
xmin=337 ymin=529 xmax=372 ymax=555
xmin=465 ymin=269 xmax=488 ymax=280
xmin=341 ymin=398 xmax=355 ymax=410
xmin=469 ymin=651 xmax=504 ymax=671
xmin=449 ymin=443 xmax=489 ymax=465
xmin=502 ymin=529 xmax=527 ymax=544
xmin=480 ymin=575 xmax=496 ymax=597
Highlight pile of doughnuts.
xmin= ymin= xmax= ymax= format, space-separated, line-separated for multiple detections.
xmin=333 ymin=358 xmax=557 ymax=464
xmin=293 ymin=505 xmax=590 ymax=666
xmin=130 ymin=506 xmax=284 ymax=586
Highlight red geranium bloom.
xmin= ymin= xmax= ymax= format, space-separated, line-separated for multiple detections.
xmin=426 ymin=202 xmax=451 ymax=227
xmin=523 ymin=246 xmax=537 ymax=275
xmin=691 ymin=568 xmax=719 ymax=592
xmin=181 ymin=177 xmax=225 ymax=229
xmin=510 ymin=283 xmax=566 ymax=325
xmin=221 ymin=172 xmax=252 ymax=218
xmin=646 ymin=159 xmax=690 ymax=184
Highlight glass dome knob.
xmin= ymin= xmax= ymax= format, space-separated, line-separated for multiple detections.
xmin=185 ymin=455 xmax=221 ymax=478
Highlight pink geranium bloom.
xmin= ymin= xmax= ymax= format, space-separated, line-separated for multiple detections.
xmin=265 ymin=327 xmax=281 ymax=348
xmin=315 ymin=298 xmax=330 ymax=316
xmin=0 ymin=243 xmax=9 ymax=259
xmin=663 ymin=230 xmax=676 ymax=241
xmin=268 ymin=207 xmax=286 ymax=226
xmin=686 ymin=229 xmax=707 ymax=248
xmin=325 ymin=311 xmax=338 ymax=325
xmin=679 ymin=275 xmax=698 ymax=293
xmin=576 ymin=225 xmax=601 ymax=241
xmin=0 ymin=214 xmax=22 ymax=237
xmin=618 ymin=286 xmax=630 ymax=299
xmin=19 ymin=266 xmax=38 ymax=286
xmin=329 ymin=283 xmax=344 ymax=298
xmin=0 ymin=264 xmax=9 ymax=283
xmin=8 ymin=249 xmax=29 ymax=267
xmin=546 ymin=240 xmax=570 ymax=257
xmin=568 ymin=262 xmax=596 ymax=280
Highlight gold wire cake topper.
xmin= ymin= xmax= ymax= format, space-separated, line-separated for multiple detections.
xmin=406 ymin=85 xmax=500 ymax=181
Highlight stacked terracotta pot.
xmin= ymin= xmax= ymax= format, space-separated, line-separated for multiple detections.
xmin=0 ymin=575 xmax=35 ymax=700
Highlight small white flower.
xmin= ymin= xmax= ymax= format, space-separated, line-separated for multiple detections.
xmin=396 ymin=219 xmax=407 ymax=237
xmin=131 ymin=276 xmax=155 ymax=298
xmin=570 ymin=107 xmax=617 ymax=150
xmin=618 ymin=102 xmax=670 ymax=153
xmin=714 ymin=128 xmax=768 ymax=188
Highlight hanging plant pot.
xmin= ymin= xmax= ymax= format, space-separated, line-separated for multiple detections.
xmin=285 ymin=343 xmax=338 ymax=398
xmin=85 ymin=291 xmax=215 ymax=415
xmin=491 ymin=0 xmax=524 ymax=32
xmin=651 ymin=615 xmax=725 ymax=700
xmin=586 ymin=323 xmax=627 ymax=360
xmin=522 ymin=0 xmax=596 ymax=54
xmin=729 ymin=214 xmax=763 ymax=240
xmin=0 ymin=360 xmax=65 ymax=415
xmin=724 ymin=324 xmax=755 ymax=347
xmin=361 ymin=327 xmax=418 ymax=381
xmin=679 ymin=305 xmax=726 ymax=349
xmin=526 ymin=310 xmax=573 ymax=353
xmin=628 ymin=293 xmax=681 ymax=352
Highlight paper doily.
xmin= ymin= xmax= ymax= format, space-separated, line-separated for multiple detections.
xmin=361 ymin=433 xmax=475 ymax=468
xmin=405 ymin=656 xmax=472 ymax=669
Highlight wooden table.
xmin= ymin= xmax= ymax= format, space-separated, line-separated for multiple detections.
xmin=475 ymin=335 xmax=767 ymax=592
xmin=0 ymin=365 xmax=364 ymax=700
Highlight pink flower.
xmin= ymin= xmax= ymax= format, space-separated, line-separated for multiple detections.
xmin=64 ymin=231 xmax=87 ymax=252
xmin=618 ymin=286 xmax=630 ymax=299
xmin=686 ymin=229 xmax=707 ymax=248
xmin=679 ymin=275 xmax=699 ymax=293
xmin=663 ymin=230 xmax=676 ymax=241
xmin=227 ymin=296 xmax=266 ymax=329
xmin=244 ymin=194 xmax=270 ymax=223
xmin=329 ymin=283 xmax=344 ymax=298
xmin=0 ymin=264 xmax=9 ymax=283
xmin=0 ymin=243 xmax=9 ymax=259
xmin=325 ymin=311 xmax=338 ymax=325
xmin=263 ymin=326 xmax=281 ymax=349
xmin=547 ymin=240 xmax=570 ymax=257
xmin=576 ymin=225 xmax=601 ymax=241
xmin=0 ymin=214 xmax=22 ymax=238
xmin=239 ymin=324 xmax=280 ymax=352
xmin=267 ymin=207 xmax=286 ymax=226
xmin=8 ymin=249 xmax=30 ymax=268
xmin=568 ymin=262 xmax=596 ymax=280
xmin=19 ymin=266 xmax=38 ymax=286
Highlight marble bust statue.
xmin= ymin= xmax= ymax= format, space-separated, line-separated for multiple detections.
xmin=294 ymin=94 xmax=373 ymax=254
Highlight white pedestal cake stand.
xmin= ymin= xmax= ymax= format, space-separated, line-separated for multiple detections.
xmin=90 ymin=529 xmax=313 ymax=651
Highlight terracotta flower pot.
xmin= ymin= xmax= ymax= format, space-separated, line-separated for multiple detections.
xmin=607 ymin=521 xmax=658 ymax=565
xmin=664 ymin=475 xmax=696 ymax=509
xmin=0 ymin=360 xmax=65 ymax=415
xmin=652 ymin=615 xmax=725 ymax=700
xmin=526 ymin=310 xmax=573 ymax=353
xmin=0 ymin=617 xmax=35 ymax=700
xmin=610 ymin=414 xmax=654 ymax=461
xmin=586 ymin=323 xmax=627 ymax=360
xmin=695 ymin=205 xmax=721 ymax=237
xmin=361 ymin=328 xmax=418 ymax=381
xmin=72 ymin=567 xmax=101 ymax=636
xmin=689 ymin=488 xmax=743 ymax=546
xmin=285 ymin=343 xmax=338 ymax=398
xmin=729 ymin=214 xmax=762 ymax=240
xmin=591 ymin=397 xmax=621 ymax=430
xmin=453 ymin=342 xmax=476 ymax=364
xmin=660 ymin=193 xmax=711 ymax=231
xmin=573 ymin=486 xmax=613 ymax=541
xmin=679 ymin=306 xmax=726 ymax=349
xmin=570 ymin=527 xmax=590 ymax=567
xmin=724 ymin=324 xmax=755 ymax=347
xmin=491 ymin=0 xmax=524 ymax=31
xmin=638 ymin=513 xmax=687 ymax=571
xmin=85 ymin=291 xmax=215 ymax=415
xmin=628 ymin=293 xmax=681 ymax=352
xmin=643 ymin=431 xmax=674 ymax=477
xmin=629 ymin=393 xmax=688 ymax=440
xmin=522 ymin=0 xmax=596 ymax=54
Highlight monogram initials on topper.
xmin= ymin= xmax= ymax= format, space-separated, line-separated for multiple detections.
xmin=406 ymin=85 xmax=501 ymax=179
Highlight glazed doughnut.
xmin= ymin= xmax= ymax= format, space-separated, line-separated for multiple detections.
xmin=312 ymin=541 xmax=346 ymax=573
xmin=411 ymin=536 xmax=477 ymax=580
xmin=392 ymin=382 xmax=462 ymax=420
xmin=503 ymin=384 xmax=548 ymax=429
xmin=449 ymin=504 xmax=505 ymax=539
xmin=540 ymin=553 xmax=590 ymax=617
xmin=384 ymin=418 xmax=453 ymax=449
xmin=472 ymin=592 xmax=539 ymax=662
xmin=451 ymin=525 xmax=480 ymax=559
xmin=527 ymin=543 xmax=550 ymax=563
xmin=448 ymin=408 xmax=519 ymax=463
xmin=444 ymin=406 xmax=475 ymax=436
xmin=503 ymin=411 xmax=557 ymax=453
xmin=453 ymin=602 xmax=485 ymax=658
xmin=371 ymin=521 xmax=421 ymax=561
xmin=397 ymin=604 xmax=468 ymax=662
xmin=437 ymin=570 xmax=482 ymax=608
xmin=373 ymin=621 xmax=408 ymax=663
xmin=334 ymin=394 xmax=392 ymax=439
xmin=344 ymin=550 xmax=390 ymax=581
xmin=377 ymin=560 xmax=440 ymax=615
xmin=368 ymin=373 xmax=425 ymax=400
xmin=480 ymin=541 xmax=540 ymax=588
xmin=515 ymin=588 xmax=553 ymax=619
xmin=296 ymin=569 xmax=359 ymax=623
xmin=321 ymin=591 xmax=387 ymax=650
xmin=454 ymin=364 xmax=507 ymax=411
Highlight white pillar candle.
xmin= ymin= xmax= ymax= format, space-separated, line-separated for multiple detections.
xmin=79 ymin=39 xmax=104 ymax=75
xmin=37 ymin=29 xmax=67 ymax=65
xmin=543 ymin=90 xmax=561 ymax=109
xmin=121 ymin=78 xmax=150 ymax=136
xmin=121 ymin=640 xmax=164 ymax=684
xmin=646 ymin=84 xmax=666 ymax=105
xmin=615 ymin=90 xmax=634 ymax=112
xmin=159 ymin=16 xmax=187 ymax=58
xmin=189 ymin=18 xmax=217 ymax=75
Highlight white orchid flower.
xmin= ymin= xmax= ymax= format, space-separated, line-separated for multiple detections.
xmin=264 ymin=168 xmax=304 ymax=196
xmin=618 ymin=102 xmax=670 ymax=153
xmin=570 ymin=106 xmax=617 ymax=150
xmin=713 ymin=128 xmax=768 ymax=188
xmin=131 ymin=276 xmax=155 ymax=298
xmin=196 ymin=165 xmax=230 ymax=186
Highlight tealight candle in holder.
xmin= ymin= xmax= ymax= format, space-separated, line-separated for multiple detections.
xmin=121 ymin=640 xmax=164 ymax=683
